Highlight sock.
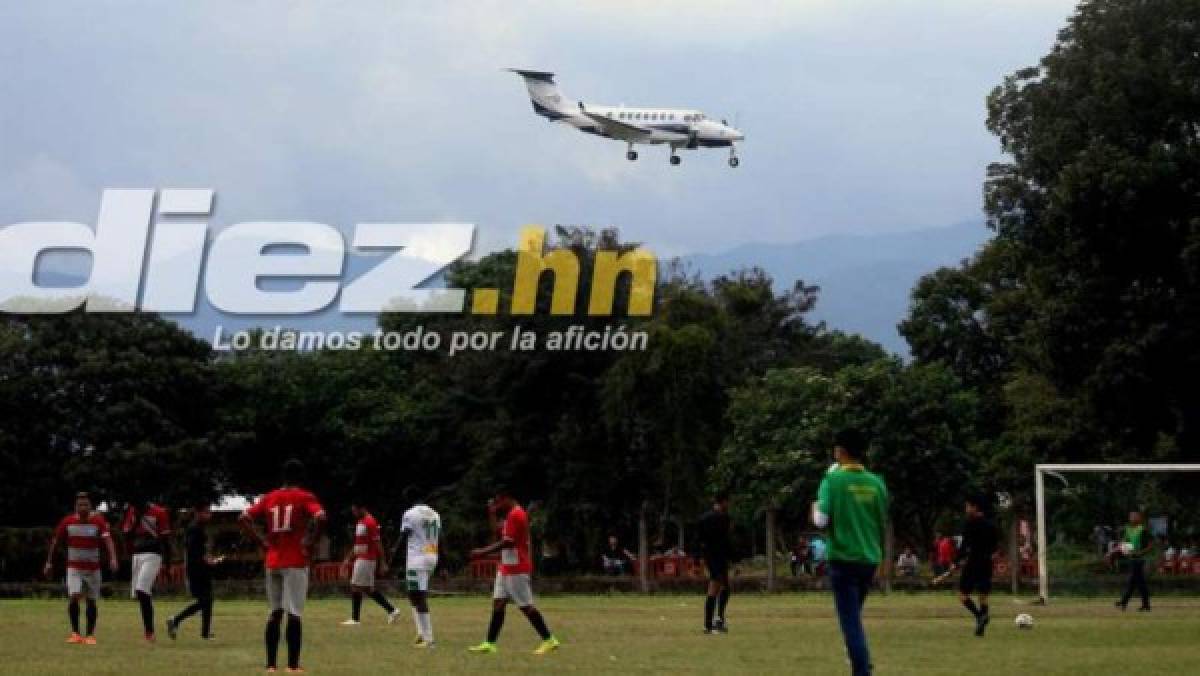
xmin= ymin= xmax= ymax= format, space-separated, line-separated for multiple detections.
xmin=177 ymin=600 xmax=201 ymax=623
xmin=717 ymin=588 xmax=730 ymax=622
xmin=962 ymin=599 xmax=980 ymax=618
xmin=201 ymin=599 xmax=213 ymax=638
xmin=136 ymin=591 xmax=154 ymax=634
xmin=486 ymin=607 xmax=506 ymax=643
xmin=265 ymin=614 xmax=281 ymax=668
xmin=68 ymin=600 xmax=80 ymax=634
xmin=704 ymin=595 xmax=716 ymax=630
xmin=85 ymin=600 xmax=97 ymax=636
xmin=524 ymin=608 xmax=552 ymax=640
xmin=412 ymin=608 xmax=422 ymax=636
xmin=417 ymin=612 xmax=434 ymax=643
xmin=980 ymin=604 xmax=989 ymax=618
xmin=351 ymin=592 xmax=362 ymax=621
xmin=285 ymin=616 xmax=302 ymax=669
xmin=369 ymin=590 xmax=396 ymax=615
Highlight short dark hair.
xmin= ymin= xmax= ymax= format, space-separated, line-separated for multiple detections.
xmin=494 ymin=485 xmax=515 ymax=500
xmin=833 ymin=428 xmax=868 ymax=459
xmin=967 ymin=492 xmax=992 ymax=515
xmin=282 ymin=458 xmax=305 ymax=485
xmin=75 ymin=491 xmax=91 ymax=502
xmin=193 ymin=501 xmax=211 ymax=512
xmin=714 ymin=490 xmax=731 ymax=503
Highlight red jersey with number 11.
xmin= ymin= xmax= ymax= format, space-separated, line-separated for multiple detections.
xmin=245 ymin=488 xmax=325 ymax=569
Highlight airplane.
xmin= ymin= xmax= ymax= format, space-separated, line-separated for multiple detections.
xmin=508 ymin=69 xmax=745 ymax=167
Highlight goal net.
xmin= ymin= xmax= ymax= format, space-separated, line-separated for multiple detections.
xmin=1034 ymin=464 xmax=1200 ymax=603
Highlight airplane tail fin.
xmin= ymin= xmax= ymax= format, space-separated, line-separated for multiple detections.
xmin=507 ymin=69 xmax=575 ymax=120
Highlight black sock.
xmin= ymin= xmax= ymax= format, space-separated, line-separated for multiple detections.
xmin=704 ymin=595 xmax=716 ymax=630
xmin=136 ymin=591 xmax=154 ymax=634
xmin=285 ymin=615 xmax=302 ymax=669
xmin=369 ymin=590 xmax=396 ymax=615
xmin=177 ymin=600 xmax=201 ymax=623
xmin=85 ymin=600 xmax=97 ymax=635
xmin=265 ymin=614 xmax=282 ymax=668
xmin=962 ymin=599 xmax=980 ymax=618
xmin=201 ymin=599 xmax=212 ymax=638
xmin=486 ymin=607 xmax=506 ymax=643
xmin=68 ymin=600 xmax=80 ymax=634
xmin=980 ymin=604 xmax=989 ymax=618
xmin=351 ymin=592 xmax=363 ymax=621
xmin=524 ymin=608 xmax=552 ymax=640
xmin=717 ymin=588 xmax=730 ymax=621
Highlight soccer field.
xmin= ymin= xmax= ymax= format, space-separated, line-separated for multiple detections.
xmin=1 ymin=594 xmax=1197 ymax=674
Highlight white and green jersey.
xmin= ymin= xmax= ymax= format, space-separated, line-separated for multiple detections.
xmin=402 ymin=504 xmax=441 ymax=571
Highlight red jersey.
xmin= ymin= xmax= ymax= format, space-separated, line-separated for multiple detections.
xmin=353 ymin=513 xmax=381 ymax=561
xmin=499 ymin=505 xmax=532 ymax=575
xmin=121 ymin=503 xmax=172 ymax=554
xmin=936 ymin=537 xmax=957 ymax=566
xmin=245 ymin=488 xmax=325 ymax=569
xmin=55 ymin=513 xmax=111 ymax=571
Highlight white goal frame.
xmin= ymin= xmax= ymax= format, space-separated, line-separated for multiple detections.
xmin=1035 ymin=463 xmax=1200 ymax=603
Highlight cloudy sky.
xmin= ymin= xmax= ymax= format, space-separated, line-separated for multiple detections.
xmin=2 ymin=1 xmax=1078 ymax=259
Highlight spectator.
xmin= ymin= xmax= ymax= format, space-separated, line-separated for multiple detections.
xmin=896 ymin=547 xmax=919 ymax=578
xmin=790 ymin=537 xmax=811 ymax=576
xmin=600 ymin=535 xmax=636 ymax=576
xmin=810 ymin=535 xmax=827 ymax=576
xmin=934 ymin=532 xmax=956 ymax=576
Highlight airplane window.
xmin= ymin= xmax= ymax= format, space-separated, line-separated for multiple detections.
xmin=607 ymin=112 xmax=613 ymax=118
xmin=670 ymin=114 xmax=675 ymax=121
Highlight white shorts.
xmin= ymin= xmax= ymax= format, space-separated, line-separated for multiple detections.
xmin=130 ymin=552 xmax=162 ymax=597
xmin=350 ymin=559 xmax=376 ymax=588
xmin=66 ymin=569 xmax=102 ymax=600
xmin=266 ymin=567 xmax=309 ymax=617
xmin=492 ymin=573 xmax=534 ymax=607
xmin=406 ymin=568 xmax=434 ymax=593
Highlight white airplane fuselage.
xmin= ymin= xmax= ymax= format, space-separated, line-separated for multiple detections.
xmin=509 ymin=69 xmax=744 ymax=166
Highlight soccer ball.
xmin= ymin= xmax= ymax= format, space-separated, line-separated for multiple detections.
xmin=1014 ymin=613 xmax=1034 ymax=630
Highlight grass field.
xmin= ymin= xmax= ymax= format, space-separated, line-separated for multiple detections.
xmin=1 ymin=593 xmax=1198 ymax=674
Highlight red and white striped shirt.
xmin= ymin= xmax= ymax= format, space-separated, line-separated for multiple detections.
xmin=55 ymin=513 xmax=111 ymax=571
xmin=353 ymin=513 xmax=381 ymax=561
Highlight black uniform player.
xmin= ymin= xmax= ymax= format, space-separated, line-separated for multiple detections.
xmin=949 ymin=494 xmax=998 ymax=636
xmin=166 ymin=504 xmax=222 ymax=640
xmin=696 ymin=492 xmax=733 ymax=634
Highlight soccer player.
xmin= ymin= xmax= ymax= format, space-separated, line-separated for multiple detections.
xmin=121 ymin=498 xmax=172 ymax=642
xmin=340 ymin=502 xmax=401 ymax=626
xmin=1115 ymin=510 xmax=1153 ymax=612
xmin=166 ymin=503 xmax=223 ymax=640
xmin=468 ymin=489 xmax=560 ymax=655
xmin=945 ymin=494 xmax=999 ymax=636
xmin=240 ymin=459 xmax=327 ymax=673
xmin=400 ymin=500 xmax=441 ymax=647
xmin=696 ymin=491 xmax=733 ymax=634
xmin=44 ymin=492 xmax=119 ymax=645
xmin=812 ymin=429 xmax=888 ymax=676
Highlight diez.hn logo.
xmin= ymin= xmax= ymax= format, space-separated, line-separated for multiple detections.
xmin=0 ymin=190 xmax=656 ymax=316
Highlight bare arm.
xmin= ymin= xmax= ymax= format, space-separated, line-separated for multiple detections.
xmin=104 ymin=534 xmax=118 ymax=572
xmin=43 ymin=533 xmax=61 ymax=578
xmin=238 ymin=513 xmax=267 ymax=550
xmin=472 ymin=536 xmax=514 ymax=558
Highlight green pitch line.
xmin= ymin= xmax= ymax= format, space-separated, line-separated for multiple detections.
xmin=1 ymin=595 xmax=1198 ymax=675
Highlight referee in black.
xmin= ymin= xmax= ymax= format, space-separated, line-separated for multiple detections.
xmin=696 ymin=491 xmax=733 ymax=634
xmin=166 ymin=503 xmax=222 ymax=640
xmin=947 ymin=494 xmax=998 ymax=636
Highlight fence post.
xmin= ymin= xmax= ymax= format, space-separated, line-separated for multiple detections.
xmin=638 ymin=502 xmax=650 ymax=593
xmin=765 ymin=507 xmax=777 ymax=592
xmin=1009 ymin=515 xmax=1019 ymax=594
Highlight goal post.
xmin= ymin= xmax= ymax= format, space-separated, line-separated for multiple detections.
xmin=1035 ymin=463 xmax=1200 ymax=603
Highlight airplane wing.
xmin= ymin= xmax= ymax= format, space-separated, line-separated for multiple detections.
xmin=582 ymin=111 xmax=654 ymax=141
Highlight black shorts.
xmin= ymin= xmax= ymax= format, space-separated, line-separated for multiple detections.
xmin=704 ymin=557 xmax=729 ymax=581
xmin=958 ymin=566 xmax=992 ymax=595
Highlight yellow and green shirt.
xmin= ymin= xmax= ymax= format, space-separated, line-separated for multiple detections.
xmin=816 ymin=464 xmax=889 ymax=564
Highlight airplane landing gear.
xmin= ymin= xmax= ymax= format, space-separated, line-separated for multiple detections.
xmin=626 ymin=143 xmax=638 ymax=161
xmin=728 ymin=147 xmax=740 ymax=168
xmin=670 ymin=154 xmax=681 ymax=166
